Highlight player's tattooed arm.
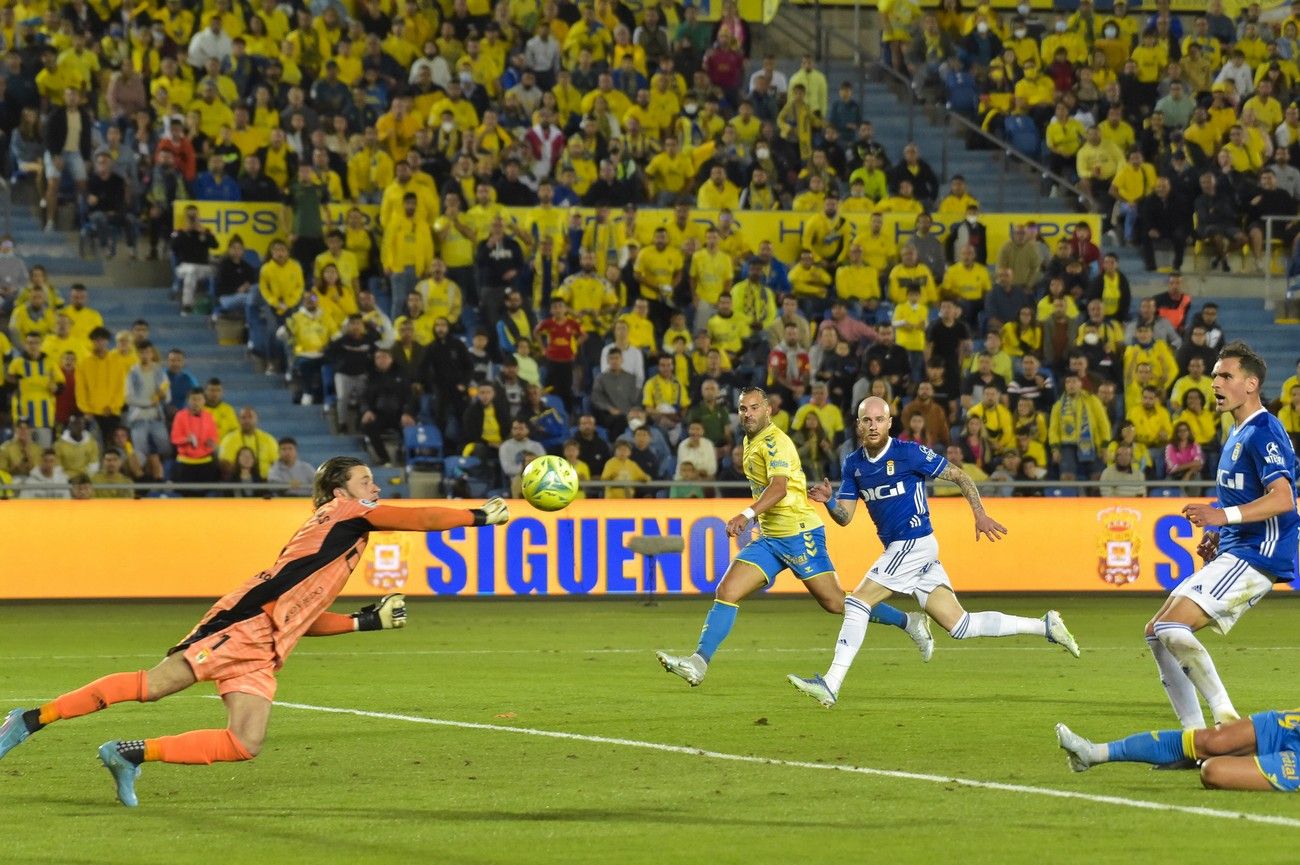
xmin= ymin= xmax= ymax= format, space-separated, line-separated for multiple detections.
xmin=809 ymin=477 xmax=855 ymax=526
xmin=938 ymin=464 xmax=1008 ymax=542
xmin=938 ymin=464 xmax=985 ymax=514
xmin=826 ymin=499 xmax=854 ymax=526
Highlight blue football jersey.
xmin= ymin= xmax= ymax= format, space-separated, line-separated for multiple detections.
xmin=1216 ymin=409 xmax=1299 ymax=582
xmin=838 ymin=438 xmax=949 ymax=545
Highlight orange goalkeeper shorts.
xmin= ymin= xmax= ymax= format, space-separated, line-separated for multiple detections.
xmin=180 ymin=613 xmax=278 ymax=703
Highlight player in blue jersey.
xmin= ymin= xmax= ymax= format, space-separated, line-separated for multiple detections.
xmin=1055 ymin=710 xmax=1300 ymax=792
xmin=1137 ymin=341 xmax=1299 ymax=731
xmin=655 ymin=387 xmax=934 ymax=688
xmin=787 ymin=396 xmax=1080 ymax=707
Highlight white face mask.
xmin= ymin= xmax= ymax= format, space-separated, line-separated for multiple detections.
xmin=1055 ymin=20 xmax=1068 ymax=32
xmin=977 ymin=21 xmax=989 ymax=34
xmin=1014 ymin=28 xmax=1027 ymax=39
xmin=755 ymin=145 xmax=770 ymax=160
xmin=627 ymin=417 xmax=645 ymax=431
xmin=441 ymin=120 xmax=454 ymax=132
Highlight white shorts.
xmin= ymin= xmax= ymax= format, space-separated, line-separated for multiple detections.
xmin=1170 ymin=553 xmax=1274 ymax=635
xmin=862 ymin=534 xmax=952 ymax=607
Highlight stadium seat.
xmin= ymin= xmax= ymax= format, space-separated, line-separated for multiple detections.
xmin=403 ymin=424 xmax=445 ymax=472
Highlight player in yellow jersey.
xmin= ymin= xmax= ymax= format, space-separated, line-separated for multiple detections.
xmin=656 ymin=387 xmax=932 ymax=686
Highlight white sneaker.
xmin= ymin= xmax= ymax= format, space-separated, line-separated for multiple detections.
xmin=299 ymin=394 xmax=313 ymax=406
xmin=904 ymin=612 xmax=934 ymax=662
xmin=1055 ymin=723 xmax=1100 ymax=772
xmin=1045 ymin=610 xmax=1080 ymax=658
xmin=655 ymin=651 xmax=706 ymax=686
xmin=44 ymin=220 xmax=55 ymax=232
xmin=787 ymin=673 xmax=837 ymax=708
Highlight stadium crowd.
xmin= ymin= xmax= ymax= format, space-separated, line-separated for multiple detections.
xmin=903 ymin=0 xmax=1300 ymax=274
xmin=1 ymin=0 xmax=1299 ymax=499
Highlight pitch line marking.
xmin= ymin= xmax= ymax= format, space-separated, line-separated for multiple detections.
xmin=6 ymin=645 xmax=1297 ymax=662
xmin=271 ymin=699 xmax=1300 ymax=831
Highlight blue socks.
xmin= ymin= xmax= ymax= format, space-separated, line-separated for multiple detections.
xmin=692 ymin=600 xmax=906 ymax=663
xmin=870 ymin=603 xmax=908 ymax=629
xmin=695 ymin=601 xmax=739 ymax=662
xmin=1106 ymin=729 xmax=1191 ymax=765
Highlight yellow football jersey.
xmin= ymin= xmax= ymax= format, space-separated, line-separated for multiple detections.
xmin=742 ymin=423 xmax=822 ymax=538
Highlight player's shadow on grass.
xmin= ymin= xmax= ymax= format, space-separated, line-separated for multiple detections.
xmin=182 ymin=802 xmax=868 ymax=830
xmin=885 ymin=694 xmax=1139 ymax=709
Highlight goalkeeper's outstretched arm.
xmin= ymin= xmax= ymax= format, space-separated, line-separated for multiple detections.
xmin=306 ymin=594 xmax=408 ymax=635
xmin=365 ymin=498 xmax=511 ymax=532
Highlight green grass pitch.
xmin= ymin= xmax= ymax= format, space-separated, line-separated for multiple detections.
xmin=1 ymin=596 xmax=1297 ymax=865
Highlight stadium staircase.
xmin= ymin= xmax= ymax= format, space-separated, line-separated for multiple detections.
xmin=7 ymin=197 xmax=383 ymax=487
xmin=767 ymin=27 xmax=1298 ymax=375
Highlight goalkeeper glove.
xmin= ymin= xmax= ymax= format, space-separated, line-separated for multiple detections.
xmin=354 ymin=593 xmax=407 ymax=631
xmin=472 ymin=497 xmax=510 ymax=526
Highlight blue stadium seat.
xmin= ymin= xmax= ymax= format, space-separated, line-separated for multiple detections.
xmin=403 ymin=424 xmax=444 ymax=472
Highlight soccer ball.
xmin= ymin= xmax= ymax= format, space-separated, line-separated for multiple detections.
xmin=520 ymin=454 xmax=580 ymax=512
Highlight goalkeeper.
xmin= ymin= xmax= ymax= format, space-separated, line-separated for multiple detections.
xmin=0 ymin=457 xmax=510 ymax=807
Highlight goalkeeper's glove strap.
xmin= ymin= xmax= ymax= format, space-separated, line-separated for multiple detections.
xmin=353 ymin=605 xmax=381 ymax=632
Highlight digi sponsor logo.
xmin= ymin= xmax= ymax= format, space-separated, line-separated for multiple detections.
xmin=861 ymin=481 xmax=906 ymax=502
xmin=1217 ymin=470 xmax=1246 ymax=490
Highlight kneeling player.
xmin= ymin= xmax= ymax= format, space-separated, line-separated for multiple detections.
xmin=1056 ymin=712 xmax=1300 ymax=792
xmin=0 ymin=457 xmax=509 ymax=807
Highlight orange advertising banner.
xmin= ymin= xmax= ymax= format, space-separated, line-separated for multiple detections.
xmin=3 ymin=497 xmax=1281 ymax=600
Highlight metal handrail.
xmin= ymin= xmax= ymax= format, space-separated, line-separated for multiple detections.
xmin=0 ymin=177 xmax=12 ymax=239
xmin=1259 ymin=214 xmax=1298 ymax=312
xmin=795 ymin=0 xmax=1093 ymax=211
xmin=0 ymin=478 xmax=1221 ymax=496
xmin=867 ymin=57 xmax=1098 ymax=212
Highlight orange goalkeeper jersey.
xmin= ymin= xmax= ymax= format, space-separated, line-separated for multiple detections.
xmin=175 ymin=498 xmax=474 ymax=666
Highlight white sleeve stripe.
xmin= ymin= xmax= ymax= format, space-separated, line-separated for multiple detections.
xmin=1258 ymin=468 xmax=1293 ymax=484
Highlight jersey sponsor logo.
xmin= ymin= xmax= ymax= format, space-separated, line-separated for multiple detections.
xmin=861 ymin=480 xmax=906 ymax=502
xmin=770 ymin=459 xmax=789 ymax=468
xmin=1217 ymin=470 xmax=1246 ymax=490
xmin=282 ymin=584 xmax=326 ymax=623
xmin=1264 ymin=441 xmax=1286 ymax=467
xmin=919 ymin=445 xmax=938 ymax=462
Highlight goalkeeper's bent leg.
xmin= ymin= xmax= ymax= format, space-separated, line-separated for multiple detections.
xmin=111 ymin=729 xmax=256 ymax=766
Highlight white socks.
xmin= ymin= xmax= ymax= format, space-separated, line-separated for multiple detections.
xmin=1145 ymin=633 xmax=1206 ymax=729
xmin=823 ymin=596 xmax=871 ymax=694
xmin=1154 ymin=622 xmax=1238 ymax=725
xmin=950 ymin=611 xmax=1048 ymax=639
